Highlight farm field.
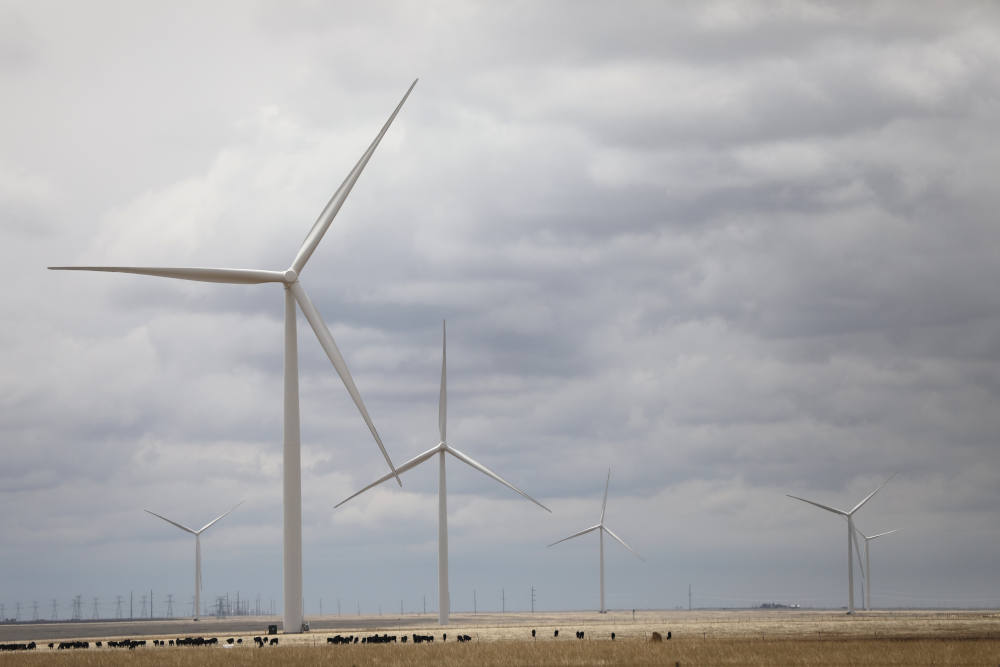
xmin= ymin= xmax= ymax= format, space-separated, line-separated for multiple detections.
xmin=1 ymin=609 xmax=997 ymax=665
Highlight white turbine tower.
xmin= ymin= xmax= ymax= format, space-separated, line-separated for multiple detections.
xmin=335 ymin=321 xmax=551 ymax=626
xmin=50 ymin=80 xmax=417 ymax=632
xmin=786 ymin=474 xmax=895 ymax=614
xmin=145 ymin=501 xmax=243 ymax=621
xmin=855 ymin=527 xmax=898 ymax=611
xmin=548 ymin=468 xmax=642 ymax=614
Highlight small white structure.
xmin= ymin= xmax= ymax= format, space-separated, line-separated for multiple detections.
xmin=786 ymin=474 xmax=894 ymax=614
xmin=548 ymin=467 xmax=642 ymax=613
xmin=336 ymin=321 xmax=551 ymax=626
xmin=145 ymin=501 xmax=243 ymax=620
xmin=51 ymin=80 xmax=418 ymax=632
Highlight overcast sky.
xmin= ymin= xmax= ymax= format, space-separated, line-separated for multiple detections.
xmin=2 ymin=1 xmax=999 ymax=620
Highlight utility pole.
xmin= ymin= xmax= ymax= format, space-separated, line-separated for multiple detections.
xmin=150 ymin=590 xmax=153 ymax=618
xmin=688 ymin=584 xmax=692 ymax=611
xmin=422 ymin=595 xmax=426 ymax=615
xmin=319 ymin=598 xmax=322 ymax=616
xmin=337 ymin=598 xmax=341 ymax=616
xmin=473 ymin=589 xmax=477 ymax=615
xmin=501 ymin=588 xmax=505 ymax=615
xmin=115 ymin=596 xmax=122 ymax=620
xmin=130 ymin=591 xmax=133 ymax=620
xmin=531 ymin=585 xmax=536 ymax=613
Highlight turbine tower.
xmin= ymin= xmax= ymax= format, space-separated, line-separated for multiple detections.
xmin=145 ymin=501 xmax=243 ymax=621
xmin=855 ymin=527 xmax=898 ymax=611
xmin=49 ymin=80 xmax=417 ymax=632
xmin=336 ymin=321 xmax=551 ymax=625
xmin=786 ymin=474 xmax=894 ymax=614
xmin=548 ymin=467 xmax=642 ymax=613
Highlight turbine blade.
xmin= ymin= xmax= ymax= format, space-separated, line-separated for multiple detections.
xmin=290 ymin=79 xmax=418 ymax=275
xmin=853 ymin=529 xmax=865 ymax=580
xmin=439 ymin=320 xmax=447 ymax=444
xmin=786 ymin=494 xmax=848 ymax=516
xmin=600 ymin=467 xmax=611 ymax=524
xmin=446 ymin=446 xmax=551 ymax=512
xmin=48 ymin=266 xmax=287 ymax=284
xmin=869 ymin=529 xmax=899 ymax=540
xmin=144 ymin=509 xmax=197 ymax=535
xmin=854 ymin=525 xmax=869 ymax=541
xmin=547 ymin=524 xmax=601 ymax=547
xmin=603 ymin=525 xmax=644 ymax=561
xmin=335 ymin=444 xmax=442 ymax=508
xmin=197 ymin=500 xmax=244 ymax=534
xmin=290 ymin=281 xmax=400 ymax=486
xmin=849 ymin=473 xmax=897 ymax=515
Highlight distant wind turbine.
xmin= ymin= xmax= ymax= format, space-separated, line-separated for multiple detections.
xmin=145 ymin=501 xmax=243 ymax=620
xmin=50 ymin=80 xmax=417 ymax=632
xmin=855 ymin=527 xmax=898 ymax=611
xmin=548 ymin=468 xmax=642 ymax=613
xmin=336 ymin=321 xmax=551 ymax=625
xmin=786 ymin=474 xmax=895 ymax=614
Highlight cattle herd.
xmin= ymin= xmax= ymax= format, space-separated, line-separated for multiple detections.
xmin=0 ymin=627 xmax=650 ymax=651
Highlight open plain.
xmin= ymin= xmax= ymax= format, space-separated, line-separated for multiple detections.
xmin=0 ymin=609 xmax=997 ymax=665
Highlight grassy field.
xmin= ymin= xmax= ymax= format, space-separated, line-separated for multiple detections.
xmin=1 ymin=610 xmax=997 ymax=665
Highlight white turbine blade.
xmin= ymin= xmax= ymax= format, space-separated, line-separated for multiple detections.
xmin=849 ymin=473 xmax=897 ymax=515
xmin=853 ymin=530 xmax=865 ymax=580
xmin=144 ymin=509 xmax=197 ymax=535
xmin=290 ymin=281 xmax=400 ymax=485
xmin=439 ymin=320 xmax=447 ymax=443
xmin=290 ymin=79 xmax=418 ymax=275
xmin=786 ymin=494 xmax=847 ymax=516
xmin=600 ymin=467 xmax=611 ymax=524
xmin=869 ymin=529 xmax=899 ymax=540
xmin=547 ymin=524 xmax=601 ymax=547
xmin=603 ymin=525 xmax=644 ymax=561
xmin=48 ymin=266 xmax=288 ymax=284
xmin=335 ymin=444 xmax=442 ymax=508
xmin=446 ymin=446 xmax=551 ymax=512
xmin=196 ymin=500 xmax=245 ymax=534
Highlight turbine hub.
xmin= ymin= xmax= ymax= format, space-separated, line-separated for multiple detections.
xmin=283 ymin=269 xmax=298 ymax=283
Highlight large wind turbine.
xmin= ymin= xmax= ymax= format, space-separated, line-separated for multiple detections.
xmin=786 ymin=474 xmax=894 ymax=614
xmin=548 ymin=468 xmax=642 ymax=613
xmin=855 ymin=527 xmax=898 ymax=611
xmin=145 ymin=501 xmax=243 ymax=620
xmin=50 ymin=80 xmax=417 ymax=632
xmin=336 ymin=321 xmax=551 ymax=626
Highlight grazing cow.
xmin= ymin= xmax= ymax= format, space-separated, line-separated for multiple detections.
xmin=611 ymin=632 xmax=616 ymax=640
xmin=237 ymin=639 xmax=243 ymax=644
xmin=554 ymin=629 xmax=559 ymax=637
xmin=667 ymin=631 xmax=672 ymax=640
xmin=169 ymin=640 xmax=174 ymax=646
xmin=456 ymin=634 xmax=472 ymax=642
xmin=269 ymin=638 xmax=278 ymax=646
xmin=576 ymin=631 xmax=584 ymax=639
xmin=442 ymin=633 xmax=446 ymax=642
xmin=531 ymin=629 xmax=536 ymax=638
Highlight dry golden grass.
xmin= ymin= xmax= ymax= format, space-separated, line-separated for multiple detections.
xmin=2 ymin=610 xmax=998 ymax=665
xmin=3 ymin=637 xmax=999 ymax=666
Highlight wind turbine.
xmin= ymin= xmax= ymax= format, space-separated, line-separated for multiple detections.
xmin=855 ymin=527 xmax=898 ymax=611
xmin=335 ymin=320 xmax=551 ymax=626
xmin=49 ymin=80 xmax=417 ymax=632
xmin=786 ymin=474 xmax=894 ymax=614
xmin=548 ymin=467 xmax=642 ymax=613
xmin=145 ymin=501 xmax=243 ymax=620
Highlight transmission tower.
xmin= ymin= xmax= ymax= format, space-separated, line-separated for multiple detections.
xmin=138 ymin=594 xmax=146 ymax=621
xmin=50 ymin=599 xmax=57 ymax=621
xmin=91 ymin=597 xmax=99 ymax=620
xmin=115 ymin=595 xmax=123 ymax=619
xmin=15 ymin=601 xmax=21 ymax=621
xmin=32 ymin=601 xmax=39 ymax=621
xmin=71 ymin=596 xmax=81 ymax=621
xmin=166 ymin=594 xmax=174 ymax=618
xmin=0 ymin=604 xmax=5 ymax=621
